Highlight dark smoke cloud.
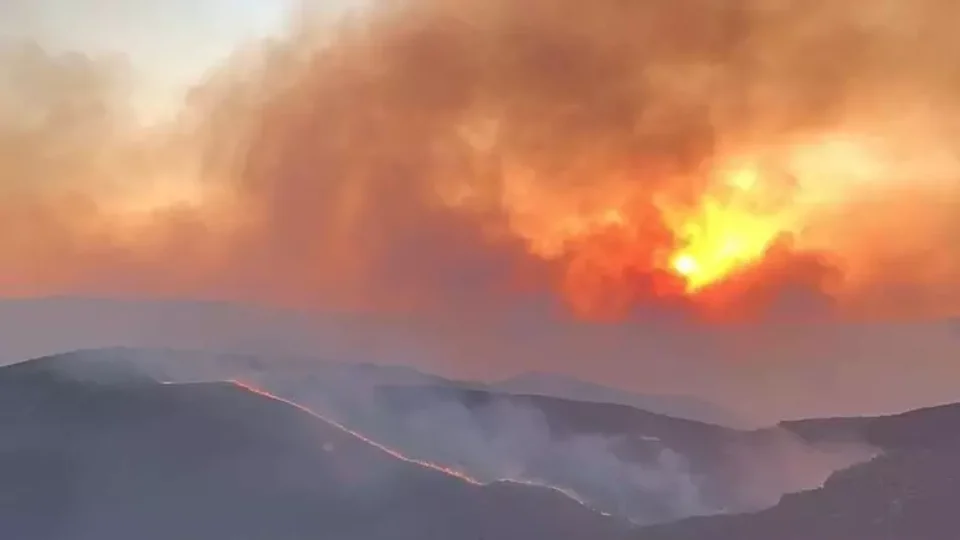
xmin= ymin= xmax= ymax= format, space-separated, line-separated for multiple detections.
xmin=3 ymin=0 xmax=960 ymax=320
xmin=171 ymin=0 xmax=960 ymax=320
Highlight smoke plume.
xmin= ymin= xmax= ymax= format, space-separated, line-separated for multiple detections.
xmin=2 ymin=0 xmax=960 ymax=323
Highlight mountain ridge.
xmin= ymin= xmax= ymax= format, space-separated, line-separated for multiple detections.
xmin=11 ymin=349 xmax=960 ymax=540
xmin=0 ymin=352 xmax=629 ymax=540
xmin=4 ymin=347 xmax=874 ymax=525
xmin=490 ymin=371 xmax=748 ymax=427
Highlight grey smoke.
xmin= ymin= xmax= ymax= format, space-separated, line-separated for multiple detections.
xmin=86 ymin=347 xmax=877 ymax=524
xmin=329 ymin=392 xmax=711 ymax=522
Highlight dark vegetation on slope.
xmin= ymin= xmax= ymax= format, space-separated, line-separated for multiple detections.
xmin=634 ymin=404 xmax=960 ymax=540
xmin=0 ymin=353 xmax=626 ymax=540
xmin=7 ymin=348 xmax=960 ymax=540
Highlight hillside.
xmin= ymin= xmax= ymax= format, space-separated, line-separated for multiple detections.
xmin=0 ymin=353 xmax=627 ymax=540
xmin=634 ymin=404 xmax=960 ymax=540
xmin=5 ymin=348 xmax=960 ymax=539
xmin=3 ymin=348 xmax=869 ymax=526
xmin=782 ymin=402 xmax=960 ymax=451
xmin=365 ymin=383 xmax=738 ymax=460
xmin=300 ymin=382 xmax=873 ymax=523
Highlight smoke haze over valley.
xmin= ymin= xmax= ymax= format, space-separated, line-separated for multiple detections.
xmin=1 ymin=0 xmax=960 ymax=422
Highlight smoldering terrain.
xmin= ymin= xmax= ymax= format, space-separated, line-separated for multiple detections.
xmin=78 ymin=346 xmax=876 ymax=525
xmin=3 ymin=0 xmax=960 ymax=423
xmin=0 ymin=349 xmax=631 ymax=540
xmin=3 ymin=346 xmax=960 ymax=540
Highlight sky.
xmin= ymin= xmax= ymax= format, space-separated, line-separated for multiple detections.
xmin=1 ymin=0 xmax=960 ymax=423
xmin=0 ymin=0 xmax=347 ymax=120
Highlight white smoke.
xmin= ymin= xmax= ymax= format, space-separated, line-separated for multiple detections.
xmin=48 ymin=346 xmax=877 ymax=525
xmin=350 ymin=394 xmax=713 ymax=523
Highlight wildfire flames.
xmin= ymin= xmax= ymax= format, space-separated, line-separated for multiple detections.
xmin=230 ymin=380 xmax=599 ymax=511
xmin=3 ymin=0 xmax=960 ymax=323
xmin=508 ymin=158 xmax=792 ymax=305
xmin=429 ymin=127 xmax=927 ymax=320
xmin=666 ymin=167 xmax=779 ymax=291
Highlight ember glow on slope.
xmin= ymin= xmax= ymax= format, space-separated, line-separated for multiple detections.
xmin=230 ymin=379 xmax=485 ymax=484
xmin=2 ymin=0 xmax=960 ymax=324
xmin=230 ymin=379 xmax=608 ymax=516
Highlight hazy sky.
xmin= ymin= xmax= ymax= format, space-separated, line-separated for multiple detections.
xmin=0 ymin=0 xmax=355 ymax=119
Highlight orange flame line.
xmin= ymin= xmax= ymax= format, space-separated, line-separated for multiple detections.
xmin=228 ymin=379 xmax=608 ymax=515
xmin=229 ymin=379 xmax=483 ymax=483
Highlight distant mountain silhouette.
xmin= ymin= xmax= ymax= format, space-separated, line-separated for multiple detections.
xmin=0 ymin=297 xmax=741 ymax=426
xmin=368 ymin=382 xmax=734 ymax=446
xmin=4 ymin=297 xmax=960 ymax=427
xmin=490 ymin=372 xmax=747 ymax=427
xmin=782 ymin=402 xmax=960 ymax=452
xmin=0 ymin=352 xmax=627 ymax=540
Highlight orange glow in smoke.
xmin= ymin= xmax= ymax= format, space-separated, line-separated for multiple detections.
xmin=664 ymin=165 xmax=790 ymax=292
xmin=476 ymin=156 xmax=802 ymax=316
xmin=454 ymin=125 xmax=945 ymax=320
